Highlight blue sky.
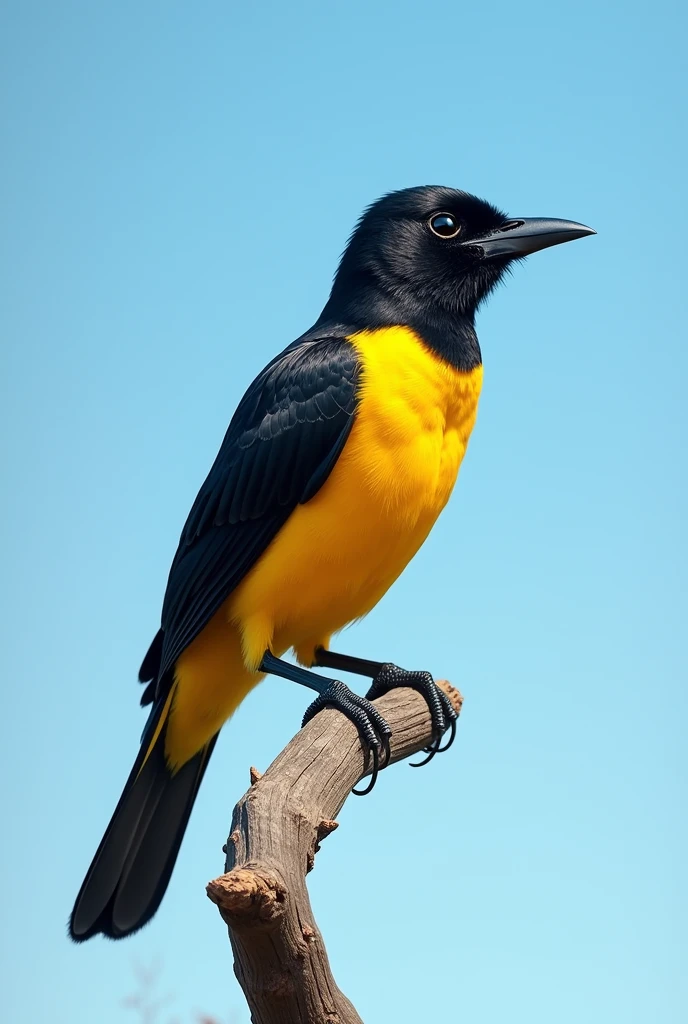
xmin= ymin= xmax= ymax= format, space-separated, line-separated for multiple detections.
xmin=2 ymin=1 xmax=686 ymax=1021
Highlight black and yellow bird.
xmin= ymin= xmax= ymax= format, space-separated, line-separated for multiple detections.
xmin=69 ymin=186 xmax=594 ymax=942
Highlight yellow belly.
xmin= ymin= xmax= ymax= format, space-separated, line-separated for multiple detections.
xmin=167 ymin=326 xmax=482 ymax=767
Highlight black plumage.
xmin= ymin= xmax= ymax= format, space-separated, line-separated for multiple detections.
xmin=138 ymin=336 xmax=360 ymax=703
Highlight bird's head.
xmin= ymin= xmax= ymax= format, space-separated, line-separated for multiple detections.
xmin=322 ymin=186 xmax=595 ymax=326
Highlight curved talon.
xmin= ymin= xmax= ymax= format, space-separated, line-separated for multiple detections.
xmin=436 ymin=715 xmax=457 ymax=753
xmin=410 ymin=734 xmax=443 ymax=767
xmin=352 ymin=743 xmax=380 ymax=796
xmin=409 ymin=713 xmax=455 ymax=766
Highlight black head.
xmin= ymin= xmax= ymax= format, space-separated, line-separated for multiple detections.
xmin=315 ymin=186 xmax=594 ymax=371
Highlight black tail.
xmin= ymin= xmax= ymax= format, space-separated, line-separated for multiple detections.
xmin=69 ymin=695 xmax=217 ymax=942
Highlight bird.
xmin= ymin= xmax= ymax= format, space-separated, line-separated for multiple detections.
xmin=69 ymin=185 xmax=594 ymax=942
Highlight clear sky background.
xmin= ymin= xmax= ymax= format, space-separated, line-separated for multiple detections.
xmin=2 ymin=1 xmax=686 ymax=1022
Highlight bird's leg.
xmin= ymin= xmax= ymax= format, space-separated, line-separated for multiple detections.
xmin=313 ymin=647 xmax=457 ymax=767
xmin=259 ymin=651 xmax=392 ymax=795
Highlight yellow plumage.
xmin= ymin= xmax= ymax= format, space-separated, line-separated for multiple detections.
xmin=166 ymin=326 xmax=482 ymax=768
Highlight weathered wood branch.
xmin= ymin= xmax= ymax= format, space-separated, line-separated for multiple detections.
xmin=207 ymin=680 xmax=463 ymax=1024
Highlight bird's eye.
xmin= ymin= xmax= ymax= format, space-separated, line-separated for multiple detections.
xmin=429 ymin=212 xmax=462 ymax=238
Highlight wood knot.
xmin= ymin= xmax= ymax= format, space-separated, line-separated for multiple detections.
xmin=222 ymin=829 xmax=242 ymax=861
xmin=206 ymin=868 xmax=286 ymax=927
xmin=316 ymin=819 xmax=339 ymax=841
xmin=249 ymin=766 xmax=263 ymax=785
xmin=307 ymin=819 xmax=340 ymax=873
xmin=437 ymin=679 xmax=463 ymax=716
xmin=302 ymin=924 xmax=316 ymax=943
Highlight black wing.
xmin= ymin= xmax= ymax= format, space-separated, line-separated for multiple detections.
xmin=139 ymin=335 xmax=360 ymax=702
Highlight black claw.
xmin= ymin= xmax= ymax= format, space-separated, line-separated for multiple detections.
xmin=352 ymin=743 xmax=379 ymax=795
xmin=409 ymin=740 xmax=440 ymax=768
xmin=367 ymin=664 xmax=457 ymax=769
xmin=410 ymin=728 xmax=446 ymax=767
xmin=436 ymin=714 xmax=457 ymax=753
xmin=302 ymin=680 xmax=392 ymax=796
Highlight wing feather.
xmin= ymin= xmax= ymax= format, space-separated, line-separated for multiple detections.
xmin=139 ymin=335 xmax=360 ymax=699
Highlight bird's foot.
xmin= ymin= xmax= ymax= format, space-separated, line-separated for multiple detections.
xmin=302 ymin=681 xmax=392 ymax=795
xmin=365 ymin=665 xmax=457 ymax=767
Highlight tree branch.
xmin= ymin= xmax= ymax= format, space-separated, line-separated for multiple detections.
xmin=207 ymin=680 xmax=463 ymax=1024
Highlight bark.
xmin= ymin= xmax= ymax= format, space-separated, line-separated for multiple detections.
xmin=207 ymin=680 xmax=462 ymax=1024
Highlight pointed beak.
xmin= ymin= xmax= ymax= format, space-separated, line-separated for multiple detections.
xmin=462 ymin=217 xmax=596 ymax=259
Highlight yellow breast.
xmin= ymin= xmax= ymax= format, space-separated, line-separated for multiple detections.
xmin=170 ymin=326 xmax=483 ymax=765
xmin=230 ymin=326 xmax=483 ymax=667
xmin=347 ymin=325 xmax=483 ymax=515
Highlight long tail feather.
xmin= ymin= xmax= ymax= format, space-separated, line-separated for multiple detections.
xmin=69 ymin=692 xmax=216 ymax=942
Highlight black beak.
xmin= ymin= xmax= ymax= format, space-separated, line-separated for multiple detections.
xmin=463 ymin=217 xmax=596 ymax=259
